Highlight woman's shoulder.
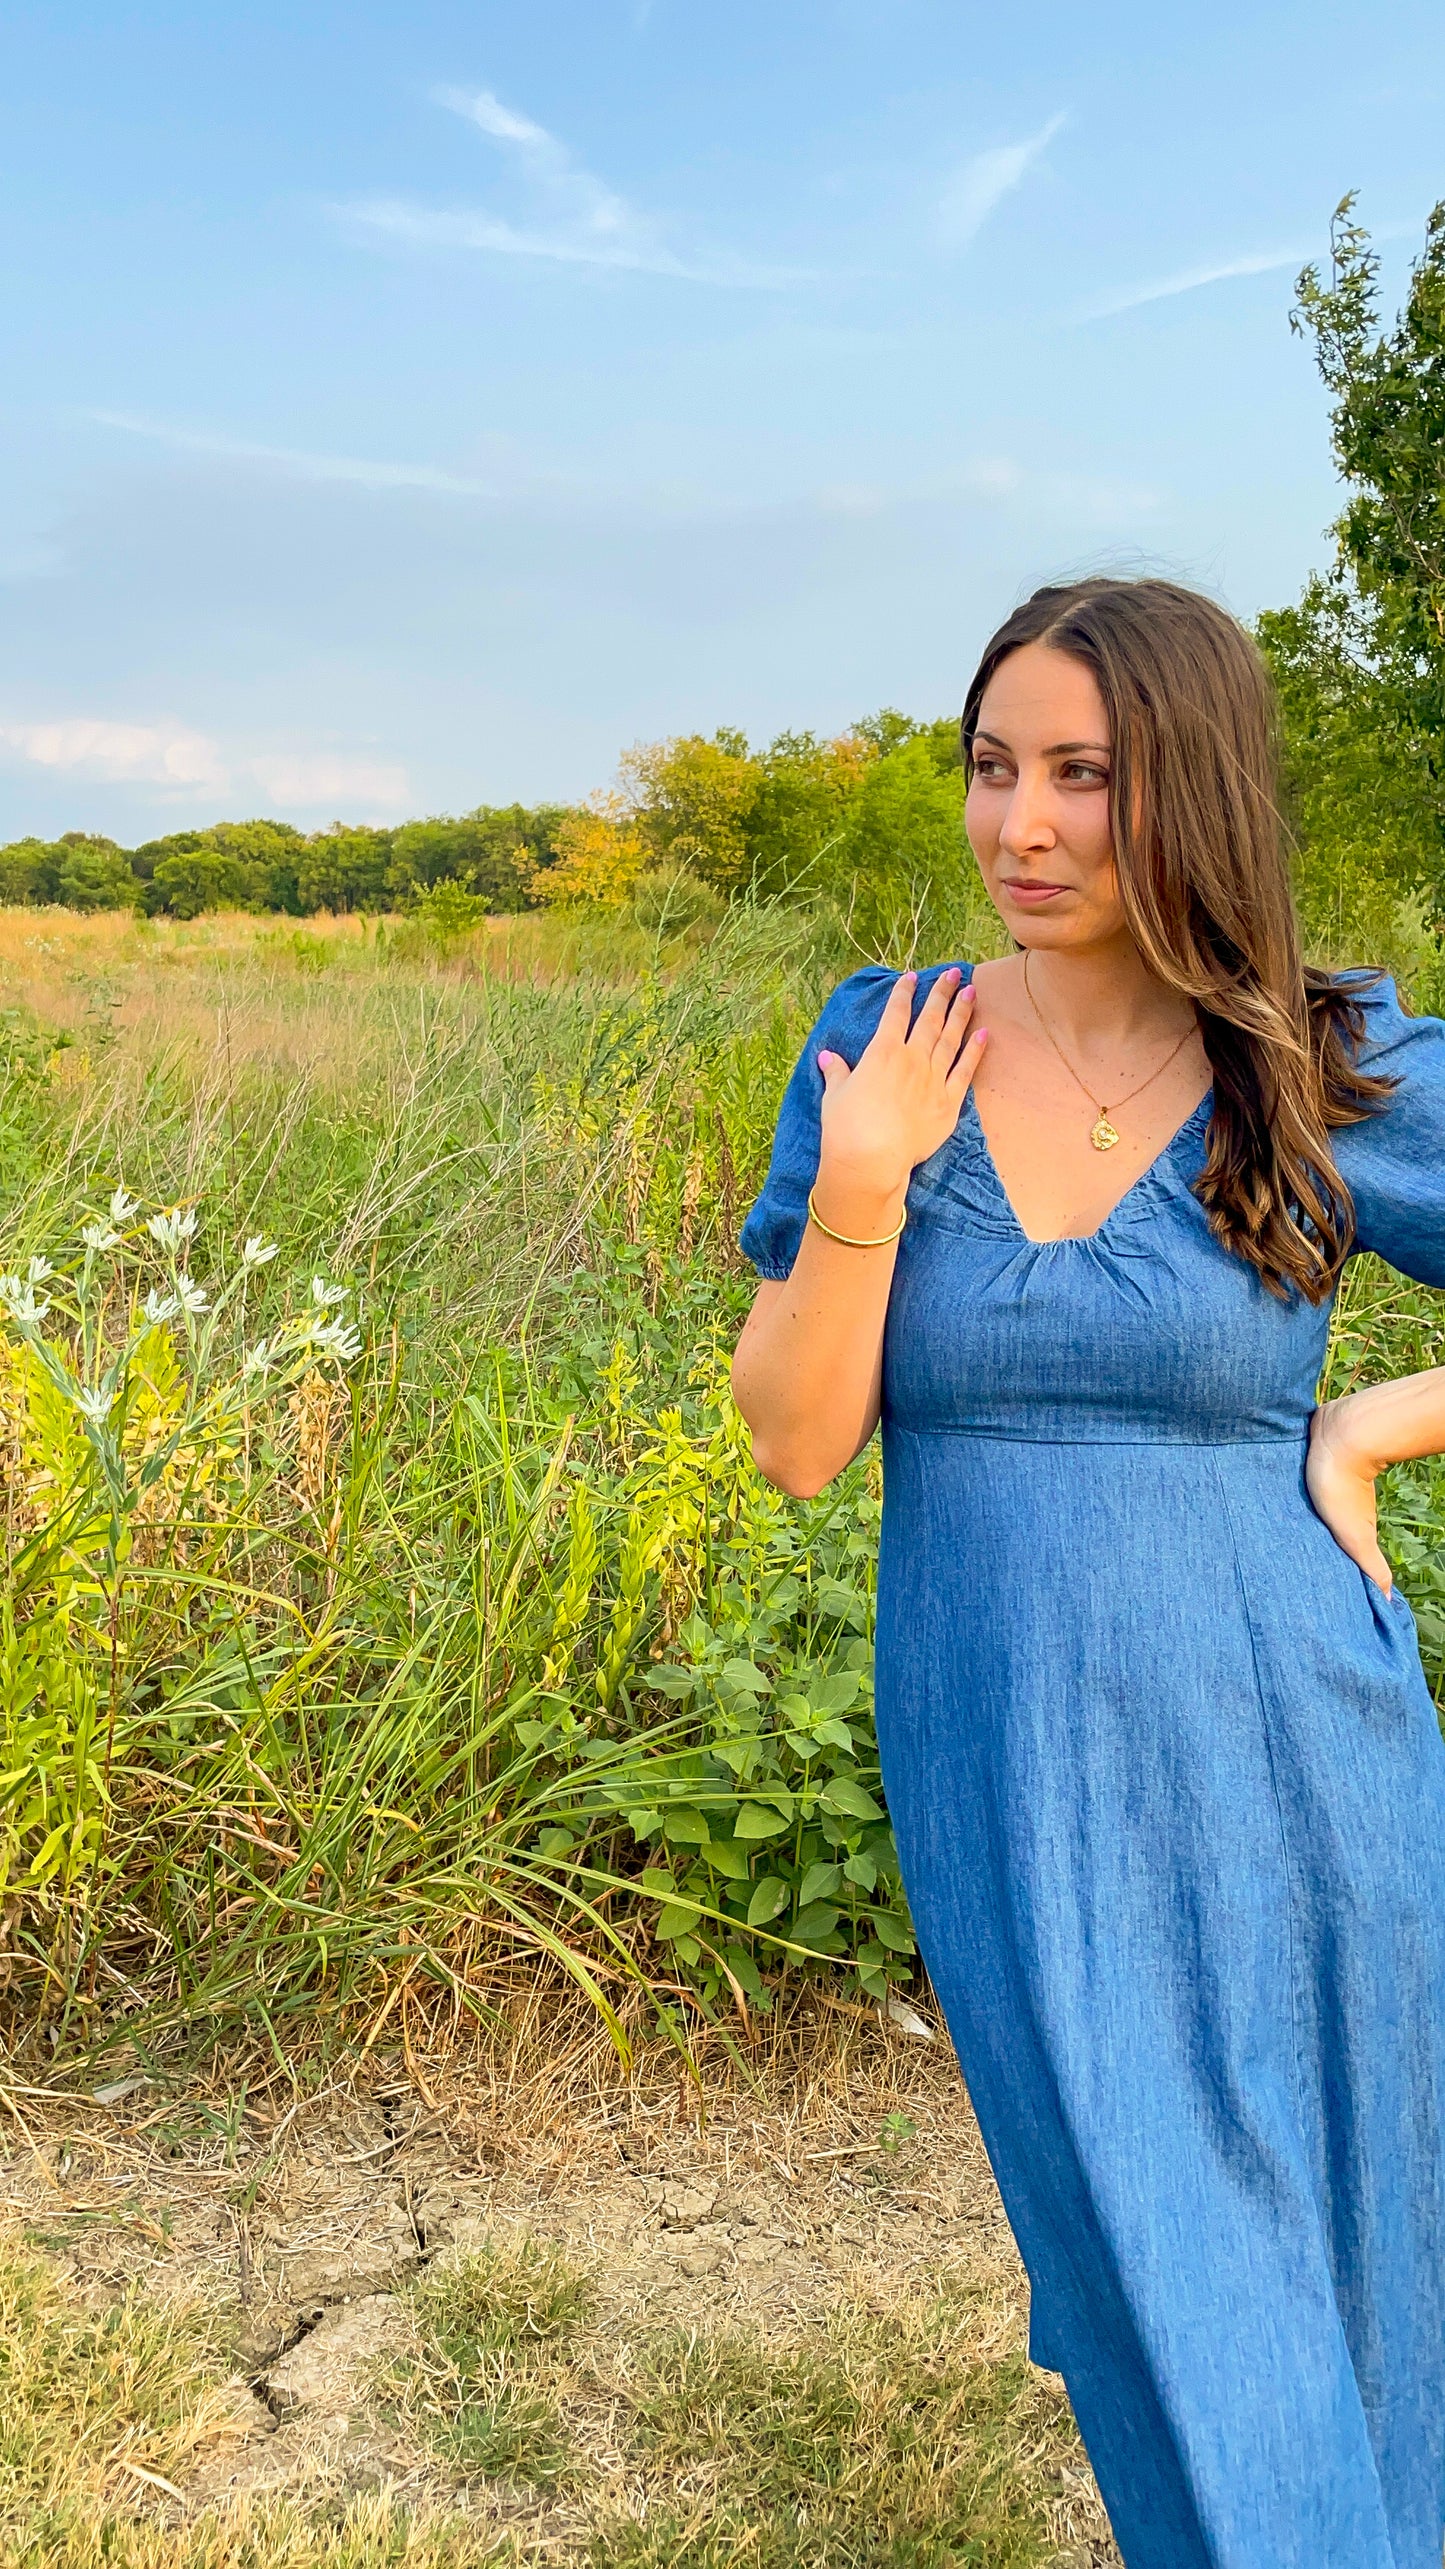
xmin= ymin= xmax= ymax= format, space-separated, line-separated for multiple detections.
xmin=813 ymin=958 xmax=973 ymax=1057
xmin=1327 ymin=969 xmax=1445 ymax=1068
xmin=1323 ymin=972 xmax=1445 ymax=1175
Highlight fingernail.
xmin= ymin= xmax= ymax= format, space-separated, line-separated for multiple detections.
xmin=975 ymin=1026 xmax=989 ymax=1042
xmin=817 ymin=1049 xmax=834 ymax=1069
xmin=905 ymin=969 xmax=918 ymax=985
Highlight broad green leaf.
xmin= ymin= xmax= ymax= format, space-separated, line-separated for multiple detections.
xmin=647 ymin=1664 xmax=697 ymax=1698
xmin=798 ymin=1859 xmax=840 ymax=1907
xmin=820 ymin=1775 xmax=884 ymax=1821
xmin=720 ymin=1658 xmax=772 ymax=1697
xmin=721 ymin=1942 xmax=765 ymax=1998
xmin=733 ymin=1801 xmax=791 ymax=1840
xmin=746 ymin=1875 xmax=789 ymax=1927
xmin=710 ymin=1739 xmax=761 ymax=1776
xmin=661 ymin=1806 xmax=712 ymax=1847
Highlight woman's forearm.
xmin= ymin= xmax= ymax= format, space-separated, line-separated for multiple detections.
xmin=730 ymin=1172 xmax=907 ymax=1497
xmin=732 ymin=969 xmax=985 ymax=1496
xmin=1324 ymin=1366 xmax=1445 ymax=1471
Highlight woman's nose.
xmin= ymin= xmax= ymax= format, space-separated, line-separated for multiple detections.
xmin=999 ymin=771 xmax=1057 ymax=856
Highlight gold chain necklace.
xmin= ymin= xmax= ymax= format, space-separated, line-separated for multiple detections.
xmin=1021 ymin=952 xmax=1198 ymax=1153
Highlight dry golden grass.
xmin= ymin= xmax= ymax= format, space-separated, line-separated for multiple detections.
xmin=0 ymin=2008 xmax=1118 ymax=2568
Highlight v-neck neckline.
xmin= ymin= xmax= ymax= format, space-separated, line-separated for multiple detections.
xmin=942 ymin=961 xmax=1213 ymax=1247
xmin=963 ymin=1084 xmax=1214 ymax=1246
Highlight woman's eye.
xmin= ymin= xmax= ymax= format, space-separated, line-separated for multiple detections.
xmin=1061 ymin=762 xmax=1108 ymax=784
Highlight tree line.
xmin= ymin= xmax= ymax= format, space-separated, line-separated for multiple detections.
xmin=0 ymin=712 xmax=972 ymax=953
xmin=4 ymin=198 xmax=1442 ymax=970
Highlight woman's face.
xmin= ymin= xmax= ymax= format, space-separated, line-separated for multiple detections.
xmin=966 ymin=642 xmax=1128 ymax=951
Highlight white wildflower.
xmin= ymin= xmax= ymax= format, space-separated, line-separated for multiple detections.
xmin=147 ymin=1207 xmax=198 ymax=1252
xmin=0 ymin=1279 xmax=51 ymax=1329
xmin=243 ymin=1339 xmax=272 ymax=1374
xmin=26 ymin=1256 xmax=55 ymax=1285
xmin=241 ymin=1236 xmax=279 ymax=1268
xmin=143 ymin=1289 xmax=179 ymax=1324
xmin=82 ymin=1224 xmax=121 ymax=1253
xmin=174 ymin=1277 xmax=210 ymax=1316
xmin=74 ymin=1384 xmax=116 ymax=1425
xmin=310 ymin=1319 xmax=361 ymax=1362
xmin=109 ymin=1186 xmax=138 ymax=1222
xmin=310 ymin=1276 xmax=349 ymax=1308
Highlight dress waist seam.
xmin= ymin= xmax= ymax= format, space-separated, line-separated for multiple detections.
xmin=885 ymin=1426 xmax=1307 ymax=1448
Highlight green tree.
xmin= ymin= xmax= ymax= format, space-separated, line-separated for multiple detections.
xmin=741 ymin=731 xmax=873 ymax=900
xmin=852 ymin=709 xmax=962 ymax=776
xmin=147 ymin=844 xmax=255 ymax=918
xmin=0 ymin=838 xmax=57 ymax=904
xmin=0 ymin=835 xmax=139 ymax=909
xmin=825 ymin=739 xmax=971 ymax=963
xmin=621 ymin=732 xmax=762 ymax=894
xmin=207 ymin=819 xmax=307 ymax=912
xmin=297 ymin=824 xmax=393 ymax=913
xmin=1291 ymin=196 xmax=1445 ymax=880
xmin=1258 ymin=581 xmax=1439 ymax=966
xmin=388 ymin=807 xmax=562 ymax=910
xmin=51 ymin=834 xmax=141 ymax=911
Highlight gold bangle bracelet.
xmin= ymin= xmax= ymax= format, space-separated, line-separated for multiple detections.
xmin=806 ymin=1186 xmax=907 ymax=1249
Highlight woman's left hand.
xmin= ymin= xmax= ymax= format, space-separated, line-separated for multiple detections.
xmin=1307 ymin=1394 xmax=1393 ymax=1596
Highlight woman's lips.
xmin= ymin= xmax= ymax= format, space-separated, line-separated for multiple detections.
xmin=1002 ymin=879 xmax=1067 ymax=906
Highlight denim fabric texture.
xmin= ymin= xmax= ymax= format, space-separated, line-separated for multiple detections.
xmin=740 ymin=965 xmax=1445 ymax=2569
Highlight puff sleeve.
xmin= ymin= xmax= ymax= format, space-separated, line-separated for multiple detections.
xmin=737 ymin=965 xmax=903 ymax=1280
xmin=1333 ymin=977 xmax=1445 ymax=1287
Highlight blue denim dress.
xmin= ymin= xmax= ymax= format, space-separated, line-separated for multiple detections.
xmin=741 ymin=964 xmax=1445 ymax=2569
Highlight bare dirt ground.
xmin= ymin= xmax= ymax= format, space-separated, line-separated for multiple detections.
xmin=0 ymin=1999 xmax=1119 ymax=2563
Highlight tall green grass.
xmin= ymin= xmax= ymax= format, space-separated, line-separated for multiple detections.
xmin=2 ymin=898 xmax=1443 ymax=2073
xmin=0 ymin=904 xmax=922 ymax=2069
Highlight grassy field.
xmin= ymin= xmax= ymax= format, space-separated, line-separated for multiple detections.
xmin=3 ymin=896 xmax=1445 ymax=2567
xmin=0 ymin=897 xmax=936 ymax=2077
xmin=3 ymin=896 xmax=1445 ymax=2060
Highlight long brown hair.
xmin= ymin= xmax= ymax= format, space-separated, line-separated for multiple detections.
xmin=960 ymin=576 xmax=1395 ymax=1302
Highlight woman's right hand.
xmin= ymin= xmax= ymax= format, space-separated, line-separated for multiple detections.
xmin=813 ymin=966 xmax=986 ymax=1229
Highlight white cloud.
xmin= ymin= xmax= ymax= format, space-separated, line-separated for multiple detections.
xmin=331 ymin=85 xmax=809 ymax=287
xmin=1076 ymin=213 xmax=1429 ymax=323
xmin=436 ymin=83 xmax=641 ymax=254
xmin=248 ymin=752 xmax=410 ymax=809
xmin=339 ymin=195 xmax=691 ymax=275
xmin=938 ymin=113 xmax=1067 ymax=250
xmin=89 ymin=409 xmax=494 ymax=496
xmin=0 ymin=718 xmax=226 ymax=789
xmin=0 ymin=720 xmax=409 ymax=813
xmin=1075 ymin=246 xmax=1306 ymax=322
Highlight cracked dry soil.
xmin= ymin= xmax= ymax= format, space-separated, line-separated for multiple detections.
xmin=1 ymin=2022 xmax=1119 ymax=2563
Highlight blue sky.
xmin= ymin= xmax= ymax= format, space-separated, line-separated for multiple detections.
xmin=2 ymin=0 xmax=1442 ymax=840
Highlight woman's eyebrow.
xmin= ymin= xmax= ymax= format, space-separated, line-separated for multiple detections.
xmin=971 ymin=729 xmax=1111 ymax=756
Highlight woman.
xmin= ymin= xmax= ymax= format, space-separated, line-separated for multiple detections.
xmin=731 ymin=576 xmax=1445 ymax=2569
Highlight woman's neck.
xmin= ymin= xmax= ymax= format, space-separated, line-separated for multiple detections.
xmin=1017 ymin=936 xmax=1194 ymax=1052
